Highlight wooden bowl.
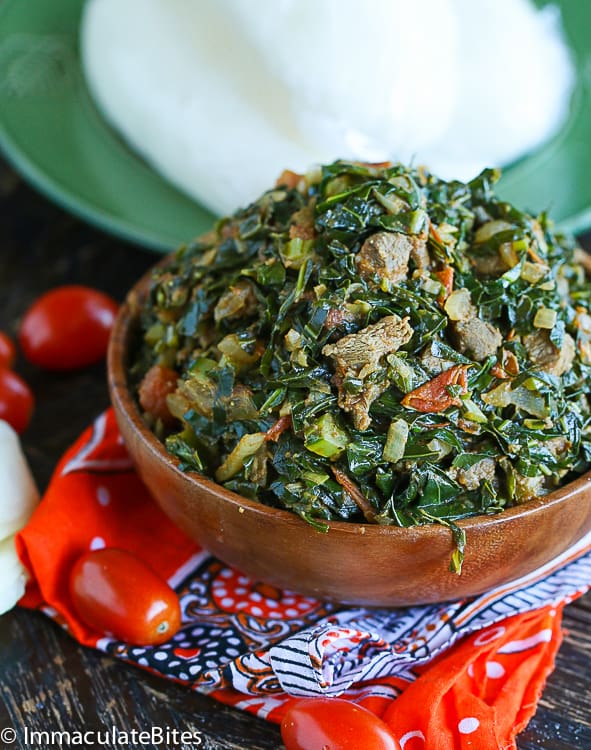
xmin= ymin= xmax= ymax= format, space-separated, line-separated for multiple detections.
xmin=107 ymin=260 xmax=591 ymax=606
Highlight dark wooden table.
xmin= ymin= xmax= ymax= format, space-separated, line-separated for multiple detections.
xmin=0 ymin=162 xmax=590 ymax=749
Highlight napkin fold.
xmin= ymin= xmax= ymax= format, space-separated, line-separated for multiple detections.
xmin=16 ymin=410 xmax=591 ymax=748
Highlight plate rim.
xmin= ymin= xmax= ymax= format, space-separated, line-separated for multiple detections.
xmin=0 ymin=122 xmax=179 ymax=253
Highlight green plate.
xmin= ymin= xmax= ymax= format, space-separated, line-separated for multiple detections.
xmin=0 ymin=0 xmax=590 ymax=253
xmin=0 ymin=0 xmax=215 ymax=253
xmin=499 ymin=0 xmax=591 ymax=236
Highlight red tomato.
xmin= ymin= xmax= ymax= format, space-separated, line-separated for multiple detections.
xmin=69 ymin=548 xmax=181 ymax=645
xmin=0 ymin=368 xmax=34 ymax=434
xmin=401 ymin=364 xmax=469 ymax=413
xmin=0 ymin=331 xmax=16 ymax=368
xmin=138 ymin=364 xmax=179 ymax=427
xmin=281 ymin=698 xmax=400 ymax=750
xmin=19 ymin=285 xmax=119 ymax=371
xmin=435 ymin=265 xmax=454 ymax=303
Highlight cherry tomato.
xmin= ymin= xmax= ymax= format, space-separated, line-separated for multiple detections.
xmin=0 ymin=368 xmax=34 ymax=434
xmin=69 ymin=548 xmax=181 ymax=645
xmin=281 ymin=698 xmax=400 ymax=750
xmin=19 ymin=285 xmax=119 ymax=371
xmin=0 ymin=331 xmax=16 ymax=368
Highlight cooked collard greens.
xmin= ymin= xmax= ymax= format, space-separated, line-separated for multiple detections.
xmin=131 ymin=161 xmax=591 ymax=564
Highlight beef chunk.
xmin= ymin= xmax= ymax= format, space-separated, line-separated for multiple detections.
xmin=523 ymin=330 xmax=575 ymax=377
xmin=419 ymin=342 xmax=457 ymax=376
xmin=452 ymin=457 xmax=496 ymax=491
xmin=453 ymin=316 xmax=503 ymax=361
xmin=355 ymin=231 xmax=428 ymax=285
xmin=514 ymin=472 xmax=547 ymax=503
xmin=447 ymin=289 xmax=502 ymax=361
xmin=289 ymin=203 xmax=316 ymax=240
xmin=470 ymin=252 xmax=511 ymax=277
xmin=322 ymin=314 xmax=413 ymax=430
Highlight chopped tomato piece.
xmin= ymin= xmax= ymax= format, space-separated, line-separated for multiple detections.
xmin=401 ymin=365 xmax=469 ymax=413
xmin=435 ymin=266 xmax=454 ymax=303
xmin=527 ymin=245 xmax=544 ymax=264
xmin=357 ymin=160 xmax=393 ymax=169
xmin=502 ymin=349 xmax=520 ymax=376
xmin=429 ymin=220 xmax=444 ymax=245
xmin=490 ymin=364 xmax=509 ymax=380
xmin=265 ymin=415 xmax=292 ymax=442
xmin=138 ymin=365 xmax=179 ymax=427
xmin=276 ymin=169 xmax=303 ymax=190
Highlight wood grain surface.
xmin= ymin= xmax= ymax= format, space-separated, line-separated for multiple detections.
xmin=0 ymin=162 xmax=590 ymax=749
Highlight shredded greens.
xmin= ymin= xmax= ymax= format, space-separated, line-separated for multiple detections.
xmin=131 ymin=162 xmax=591 ymax=572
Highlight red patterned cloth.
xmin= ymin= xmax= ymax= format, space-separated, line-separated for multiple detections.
xmin=16 ymin=410 xmax=591 ymax=748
